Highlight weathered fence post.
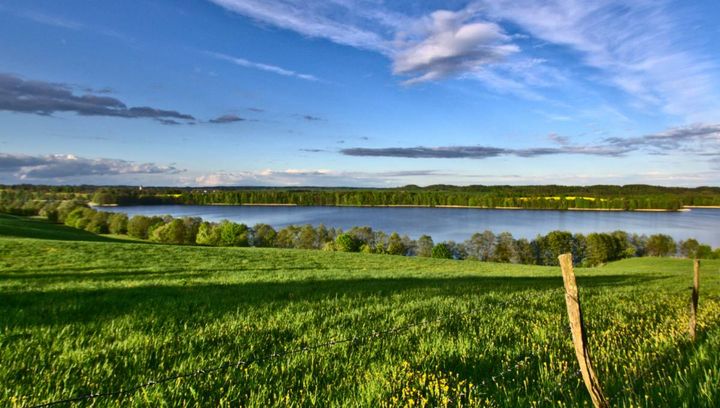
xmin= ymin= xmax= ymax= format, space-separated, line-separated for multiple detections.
xmin=559 ymin=253 xmax=609 ymax=408
xmin=689 ymin=259 xmax=700 ymax=341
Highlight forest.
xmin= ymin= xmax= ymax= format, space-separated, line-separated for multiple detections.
xmin=3 ymin=184 xmax=720 ymax=210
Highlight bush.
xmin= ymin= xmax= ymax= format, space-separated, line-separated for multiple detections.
xmin=253 ymin=224 xmax=277 ymax=247
xmin=335 ymin=233 xmax=361 ymax=252
xmin=85 ymin=211 xmax=110 ymax=234
xmin=108 ymin=213 xmax=129 ymax=235
xmin=386 ymin=232 xmax=406 ymax=255
xmin=680 ymin=239 xmax=700 ymax=258
xmin=127 ymin=215 xmax=163 ymax=239
xmin=431 ymin=243 xmax=453 ymax=259
xmin=219 ymin=220 xmax=250 ymax=247
xmin=65 ymin=207 xmax=95 ymax=229
xmin=196 ymin=222 xmax=222 ymax=246
xmin=646 ymin=234 xmax=676 ymax=257
xmin=151 ymin=219 xmax=191 ymax=244
xmin=416 ymin=235 xmax=434 ymax=257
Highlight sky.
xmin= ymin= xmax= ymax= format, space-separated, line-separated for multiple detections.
xmin=0 ymin=0 xmax=719 ymax=187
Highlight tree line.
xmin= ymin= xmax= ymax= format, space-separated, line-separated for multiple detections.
xmin=4 ymin=184 xmax=720 ymax=210
xmin=5 ymin=197 xmax=718 ymax=266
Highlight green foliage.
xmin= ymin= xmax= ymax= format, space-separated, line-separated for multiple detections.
xmin=680 ymin=239 xmax=700 ymax=258
xmin=492 ymin=232 xmax=515 ymax=263
xmin=127 ymin=215 xmax=163 ymax=240
xmin=334 ymin=233 xmax=361 ymax=252
xmin=646 ymin=234 xmax=677 ymax=257
xmin=416 ymin=235 xmax=434 ymax=257
xmin=431 ymin=243 xmax=453 ymax=259
xmin=219 ymin=220 xmax=250 ymax=247
xmin=91 ymin=189 xmax=117 ymax=205
xmin=196 ymin=222 xmax=222 ymax=246
xmin=108 ymin=213 xmax=129 ymax=235
xmin=386 ymin=232 xmax=406 ymax=256
xmin=465 ymin=231 xmax=495 ymax=261
xmin=252 ymin=223 xmax=277 ymax=247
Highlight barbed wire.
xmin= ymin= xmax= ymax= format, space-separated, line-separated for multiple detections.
xmin=26 ymin=303 xmax=510 ymax=408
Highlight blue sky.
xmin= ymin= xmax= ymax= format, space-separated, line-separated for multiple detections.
xmin=1 ymin=0 xmax=719 ymax=186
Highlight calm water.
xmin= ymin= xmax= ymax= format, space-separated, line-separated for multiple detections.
xmin=98 ymin=205 xmax=720 ymax=246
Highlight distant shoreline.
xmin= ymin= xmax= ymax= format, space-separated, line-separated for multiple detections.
xmin=94 ymin=203 xmax=707 ymax=212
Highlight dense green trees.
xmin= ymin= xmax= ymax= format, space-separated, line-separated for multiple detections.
xmin=108 ymin=213 xmax=128 ymax=235
xmin=646 ymin=234 xmax=677 ymax=257
xmin=2 ymin=189 xmax=719 ymax=264
xmin=431 ymin=243 xmax=453 ymax=259
xmin=252 ymin=224 xmax=277 ymax=247
xmin=7 ymin=184 xmax=718 ymax=211
xmin=335 ymin=233 xmax=361 ymax=252
xmin=127 ymin=215 xmax=164 ymax=239
xmin=416 ymin=235 xmax=434 ymax=257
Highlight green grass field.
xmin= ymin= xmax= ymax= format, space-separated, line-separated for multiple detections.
xmin=1 ymin=214 xmax=719 ymax=407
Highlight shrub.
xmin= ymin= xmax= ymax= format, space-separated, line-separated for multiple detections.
xmin=679 ymin=239 xmax=700 ymax=258
xmin=646 ymin=234 xmax=676 ymax=257
xmin=85 ymin=211 xmax=110 ymax=234
xmin=151 ymin=219 xmax=188 ymax=244
xmin=431 ymin=243 xmax=453 ymax=259
xmin=108 ymin=213 xmax=129 ymax=235
xmin=253 ymin=224 xmax=277 ymax=247
xmin=416 ymin=235 xmax=434 ymax=257
xmin=219 ymin=220 xmax=250 ymax=247
xmin=335 ymin=233 xmax=360 ymax=252
xmin=196 ymin=222 xmax=222 ymax=246
xmin=127 ymin=215 xmax=163 ymax=239
xmin=386 ymin=232 xmax=406 ymax=255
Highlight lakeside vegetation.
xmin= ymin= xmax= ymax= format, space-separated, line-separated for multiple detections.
xmin=1 ymin=192 xmax=718 ymax=268
xmin=2 ymin=215 xmax=719 ymax=407
xmin=4 ymin=184 xmax=720 ymax=211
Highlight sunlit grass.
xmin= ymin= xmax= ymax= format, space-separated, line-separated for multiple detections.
xmin=1 ymin=216 xmax=719 ymax=407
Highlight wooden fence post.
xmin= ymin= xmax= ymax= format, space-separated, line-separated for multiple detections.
xmin=559 ymin=253 xmax=609 ymax=408
xmin=689 ymin=259 xmax=700 ymax=341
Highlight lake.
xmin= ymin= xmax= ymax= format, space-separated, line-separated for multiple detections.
xmin=97 ymin=205 xmax=720 ymax=246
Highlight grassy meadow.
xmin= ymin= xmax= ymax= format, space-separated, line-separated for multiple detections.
xmin=1 ymin=214 xmax=719 ymax=407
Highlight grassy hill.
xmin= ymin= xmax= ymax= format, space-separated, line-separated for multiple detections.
xmin=1 ymin=215 xmax=719 ymax=407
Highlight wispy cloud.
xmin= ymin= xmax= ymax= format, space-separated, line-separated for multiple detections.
xmin=18 ymin=10 xmax=85 ymax=30
xmin=341 ymin=123 xmax=720 ymax=159
xmin=192 ymin=168 xmax=455 ymax=187
xmin=208 ymin=0 xmax=720 ymax=120
xmin=208 ymin=0 xmax=392 ymax=53
xmin=208 ymin=52 xmax=320 ymax=81
xmin=0 ymin=73 xmax=195 ymax=124
xmin=208 ymin=1 xmax=519 ymax=85
xmin=392 ymin=9 xmax=518 ymax=84
xmin=208 ymin=114 xmax=245 ymax=124
xmin=482 ymin=0 xmax=720 ymax=120
xmin=0 ymin=153 xmax=182 ymax=179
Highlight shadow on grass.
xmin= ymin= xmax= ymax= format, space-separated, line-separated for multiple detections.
xmin=0 ymin=213 xmax=131 ymax=243
xmin=1 ymin=274 xmax=664 ymax=329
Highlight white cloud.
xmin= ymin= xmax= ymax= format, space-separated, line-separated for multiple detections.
xmin=208 ymin=52 xmax=320 ymax=81
xmin=208 ymin=0 xmax=520 ymax=85
xmin=0 ymin=153 xmax=182 ymax=180
xmin=208 ymin=0 xmax=720 ymax=121
xmin=392 ymin=10 xmax=518 ymax=84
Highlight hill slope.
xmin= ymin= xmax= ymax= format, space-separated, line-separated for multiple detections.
xmin=1 ymin=216 xmax=719 ymax=407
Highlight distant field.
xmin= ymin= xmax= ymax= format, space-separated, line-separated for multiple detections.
xmin=1 ymin=215 xmax=719 ymax=407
